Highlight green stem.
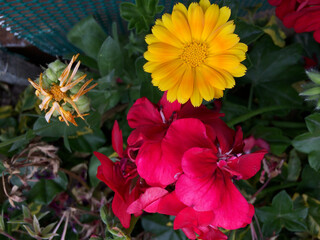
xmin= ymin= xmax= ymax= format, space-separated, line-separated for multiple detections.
xmin=257 ymin=182 xmax=299 ymax=199
xmin=227 ymin=105 xmax=291 ymax=127
xmin=126 ymin=215 xmax=140 ymax=236
xmin=271 ymin=121 xmax=306 ymax=129
xmin=0 ymin=231 xmax=17 ymax=240
xmin=248 ymin=83 xmax=254 ymax=110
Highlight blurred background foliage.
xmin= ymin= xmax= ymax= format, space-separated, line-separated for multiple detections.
xmin=1 ymin=0 xmax=320 ymax=239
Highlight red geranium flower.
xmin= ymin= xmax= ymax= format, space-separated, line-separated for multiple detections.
xmin=165 ymin=118 xmax=267 ymax=229
xmin=127 ymin=94 xmax=224 ymax=187
xmin=269 ymin=0 xmax=320 ymax=43
xmin=94 ymin=121 xmax=142 ymax=228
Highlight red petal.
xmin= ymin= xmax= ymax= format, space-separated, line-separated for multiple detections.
xmin=159 ymin=92 xmax=181 ymax=121
xmin=112 ymin=186 xmax=141 ymax=229
xmin=94 ymin=151 xmax=128 ymax=200
xmin=314 ymin=29 xmax=320 ymax=43
xmin=198 ymin=227 xmax=227 ymax=240
xmin=181 ymin=148 xmax=217 ymax=178
xmin=127 ymin=187 xmax=168 ymax=215
xmin=112 ymin=121 xmax=123 ymax=158
xmin=227 ymin=150 xmax=267 ymax=180
xmin=136 ymin=141 xmax=181 ymax=186
xmin=175 ymin=174 xmax=223 ymax=211
xmin=127 ymin=97 xmax=162 ymax=128
xmin=178 ymin=101 xmax=224 ymax=123
xmin=157 ymin=191 xmax=187 ymax=215
xmin=162 ymin=119 xmax=213 ymax=175
xmin=210 ymin=173 xmax=254 ymax=229
xmin=174 ymin=207 xmax=214 ymax=229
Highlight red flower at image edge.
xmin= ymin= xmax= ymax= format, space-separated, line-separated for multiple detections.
xmin=269 ymin=0 xmax=320 ymax=43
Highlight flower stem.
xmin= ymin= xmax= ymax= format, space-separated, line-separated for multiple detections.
xmin=0 ymin=231 xmax=17 ymax=240
xmin=227 ymin=105 xmax=292 ymax=127
xmin=248 ymin=83 xmax=254 ymax=110
xmin=126 ymin=215 xmax=140 ymax=236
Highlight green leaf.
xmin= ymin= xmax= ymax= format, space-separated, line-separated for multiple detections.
xmin=0 ymin=161 xmax=4 ymax=176
xmin=287 ymin=149 xmax=301 ymax=182
xmin=252 ymin=126 xmax=291 ymax=155
xmin=305 ymin=113 xmax=320 ymax=133
xmin=309 ymin=151 xmax=320 ymax=172
xmin=235 ymin=20 xmax=264 ymax=45
xmin=28 ymin=172 xmax=68 ymax=205
xmin=256 ymin=190 xmax=308 ymax=237
xmin=98 ymin=36 xmax=123 ymax=77
xmin=136 ymin=57 xmax=162 ymax=103
xmin=0 ymin=211 xmax=4 ymax=231
xmin=67 ymin=16 xmax=107 ymax=60
xmin=69 ymin=128 xmax=106 ymax=153
xmin=303 ymin=195 xmax=320 ymax=238
xmin=120 ymin=0 xmax=164 ymax=34
xmin=89 ymin=147 xmax=113 ymax=188
xmin=292 ymin=132 xmax=320 ymax=154
xmin=141 ymin=214 xmax=186 ymax=240
xmin=245 ymin=36 xmax=304 ymax=107
xmin=298 ymin=165 xmax=320 ymax=200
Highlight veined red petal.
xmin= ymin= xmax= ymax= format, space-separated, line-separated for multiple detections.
xmin=112 ymin=120 xmax=123 ymax=158
xmin=227 ymin=150 xmax=267 ymax=180
xmin=127 ymin=187 xmax=168 ymax=215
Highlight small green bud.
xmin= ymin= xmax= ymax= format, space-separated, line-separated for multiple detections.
xmin=44 ymin=68 xmax=58 ymax=84
xmin=76 ymin=96 xmax=90 ymax=113
xmin=48 ymin=60 xmax=66 ymax=73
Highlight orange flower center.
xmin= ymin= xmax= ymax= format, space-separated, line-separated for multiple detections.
xmin=180 ymin=41 xmax=208 ymax=68
xmin=50 ymin=84 xmax=67 ymax=102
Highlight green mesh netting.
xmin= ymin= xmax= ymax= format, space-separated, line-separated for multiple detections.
xmin=0 ymin=0 xmax=273 ymax=56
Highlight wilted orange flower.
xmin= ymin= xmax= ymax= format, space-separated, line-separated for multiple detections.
xmin=28 ymin=54 xmax=97 ymax=126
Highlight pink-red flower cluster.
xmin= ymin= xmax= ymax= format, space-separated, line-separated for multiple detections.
xmin=94 ymin=94 xmax=267 ymax=240
xmin=269 ymin=0 xmax=320 ymax=43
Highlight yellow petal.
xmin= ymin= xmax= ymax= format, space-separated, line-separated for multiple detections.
xmin=196 ymin=68 xmax=215 ymax=101
xmin=201 ymin=4 xmax=220 ymax=41
xmin=190 ymin=79 xmax=203 ymax=107
xmin=225 ymin=48 xmax=246 ymax=62
xmin=199 ymin=0 xmax=211 ymax=12
xmin=151 ymin=59 xmax=184 ymax=83
xmin=166 ymin=82 xmax=180 ymax=103
xmin=216 ymin=6 xmax=231 ymax=29
xmin=200 ymin=64 xmax=227 ymax=90
xmin=145 ymin=34 xmax=159 ymax=45
xmin=155 ymin=19 xmax=164 ymax=26
xmin=151 ymin=25 xmax=183 ymax=48
xmin=145 ymin=43 xmax=181 ymax=62
xmin=215 ymin=69 xmax=235 ymax=88
xmin=208 ymin=33 xmax=239 ymax=52
xmin=157 ymin=64 xmax=186 ymax=91
xmin=213 ymin=87 xmax=224 ymax=98
xmin=188 ymin=3 xmax=204 ymax=41
xmin=228 ymin=63 xmax=247 ymax=77
xmin=206 ymin=21 xmax=235 ymax=44
xmin=233 ymin=42 xmax=248 ymax=52
xmin=173 ymin=3 xmax=188 ymax=17
xmin=177 ymin=66 xmax=194 ymax=104
xmin=143 ymin=61 xmax=161 ymax=73
xmin=171 ymin=10 xmax=192 ymax=43
xmin=206 ymin=54 xmax=240 ymax=72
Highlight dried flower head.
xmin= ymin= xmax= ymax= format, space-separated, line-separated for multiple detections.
xmin=28 ymin=54 xmax=97 ymax=126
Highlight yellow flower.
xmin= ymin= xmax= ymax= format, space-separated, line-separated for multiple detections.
xmin=28 ymin=54 xmax=97 ymax=126
xmin=144 ymin=0 xmax=248 ymax=106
